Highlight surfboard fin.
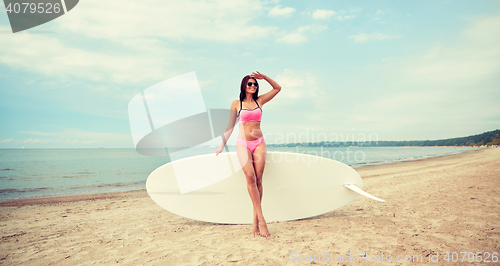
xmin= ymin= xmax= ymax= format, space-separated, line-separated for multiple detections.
xmin=343 ymin=184 xmax=386 ymax=202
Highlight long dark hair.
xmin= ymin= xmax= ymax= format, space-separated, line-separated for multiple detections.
xmin=239 ymin=75 xmax=259 ymax=101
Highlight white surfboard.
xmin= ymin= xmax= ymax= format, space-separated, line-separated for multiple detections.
xmin=146 ymin=151 xmax=384 ymax=224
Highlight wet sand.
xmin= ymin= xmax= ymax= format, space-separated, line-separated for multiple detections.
xmin=1 ymin=148 xmax=499 ymax=265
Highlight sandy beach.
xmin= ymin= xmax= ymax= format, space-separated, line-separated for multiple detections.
xmin=1 ymin=148 xmax=499 ymax=265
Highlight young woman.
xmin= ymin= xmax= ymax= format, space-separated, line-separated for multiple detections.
xmin=214 ymin=71 xmax=281 ymax=237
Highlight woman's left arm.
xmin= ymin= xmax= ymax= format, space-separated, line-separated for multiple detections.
xmin=251 ymin=71 xmax=281 ymax=106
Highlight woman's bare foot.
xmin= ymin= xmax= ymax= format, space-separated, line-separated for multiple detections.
xmin=252 ymin=220 xmax=260 ymax=236
xmin=258 ymin=219 xmax=270 ymax=237
xmin=251 ymin=212 xmax=260 ymax=235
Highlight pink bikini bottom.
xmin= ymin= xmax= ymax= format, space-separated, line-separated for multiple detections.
xmin=236 ymin=136 xmax=264 ymax=153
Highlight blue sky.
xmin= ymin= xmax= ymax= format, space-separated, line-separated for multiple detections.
xmin=1 ymin=0 xmax=499 ymax=148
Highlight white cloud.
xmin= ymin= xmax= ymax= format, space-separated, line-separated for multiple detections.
xmin=22 ymin=138 xmax=52 ymax=144
xmin=19 ymin=131 xmax=58 ymax=136
xmin=311 ymin=9 xmax=355 ymax=21
xmin=269 ymin=5 xmax=296 ymax=17
xmin=256 ymin=57 xmax=279 ymax=62
xmin=275 ymin=69 xmax=318 ymax=99
xmin=338 ymin=15 xmax=355 ymax=21
xmin=58 ymin=0 xmax=276 ymax=43
xmin=462 ymin=16 xmax=500 ymax=45
xmin=0 ymin=0 xmax=280 ymax=85
xmin=348 ymin=31 xmax=401 ymax=42
xmin=312 ymin=9 xmax=336 ymax=19
xmin=276 ymin=24 xmax=327 ymax=43
xmin=276 ymin=32 xmax=308 ymax=43
xmin=298 ymin=25 xmax=328 ymax=33
xmin=342 ymin=15 xmax=500 ymax=138
xmin=263 ymin=69 xmax=335 ymax=131
xmin=349 ymin=7 xmax=363 ymax=13
xmin=1 ymin=138 xmax=13 ymax=143
xmin=398 ymin=16 xmax=500 ymax=85
xmin=373 ymin=10 xmax=384 ymax=21
xmin=0 ymin=25 xmax=174 ymax=84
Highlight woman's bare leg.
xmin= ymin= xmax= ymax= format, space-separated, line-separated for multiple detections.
xmin=252 ymin=140 xmax=269 ymax=237
xmin=253 ymin=142 xmax=266 ymax=201
xmin=236 ymin=143 xmax=264 ymax=236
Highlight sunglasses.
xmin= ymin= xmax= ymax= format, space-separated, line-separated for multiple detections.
xmin=247 ymin=82 xmax=258 ymax=87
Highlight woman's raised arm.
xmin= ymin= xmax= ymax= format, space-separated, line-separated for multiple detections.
xmin=251 ymin=71 xmax=281 ymax=106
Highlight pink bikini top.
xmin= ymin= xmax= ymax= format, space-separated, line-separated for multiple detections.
xmin=238 ymin=100 xmax=262 ymax=123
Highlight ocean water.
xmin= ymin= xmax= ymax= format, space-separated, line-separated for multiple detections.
xmin=0 ymin=146 xmax=475 ymax=201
